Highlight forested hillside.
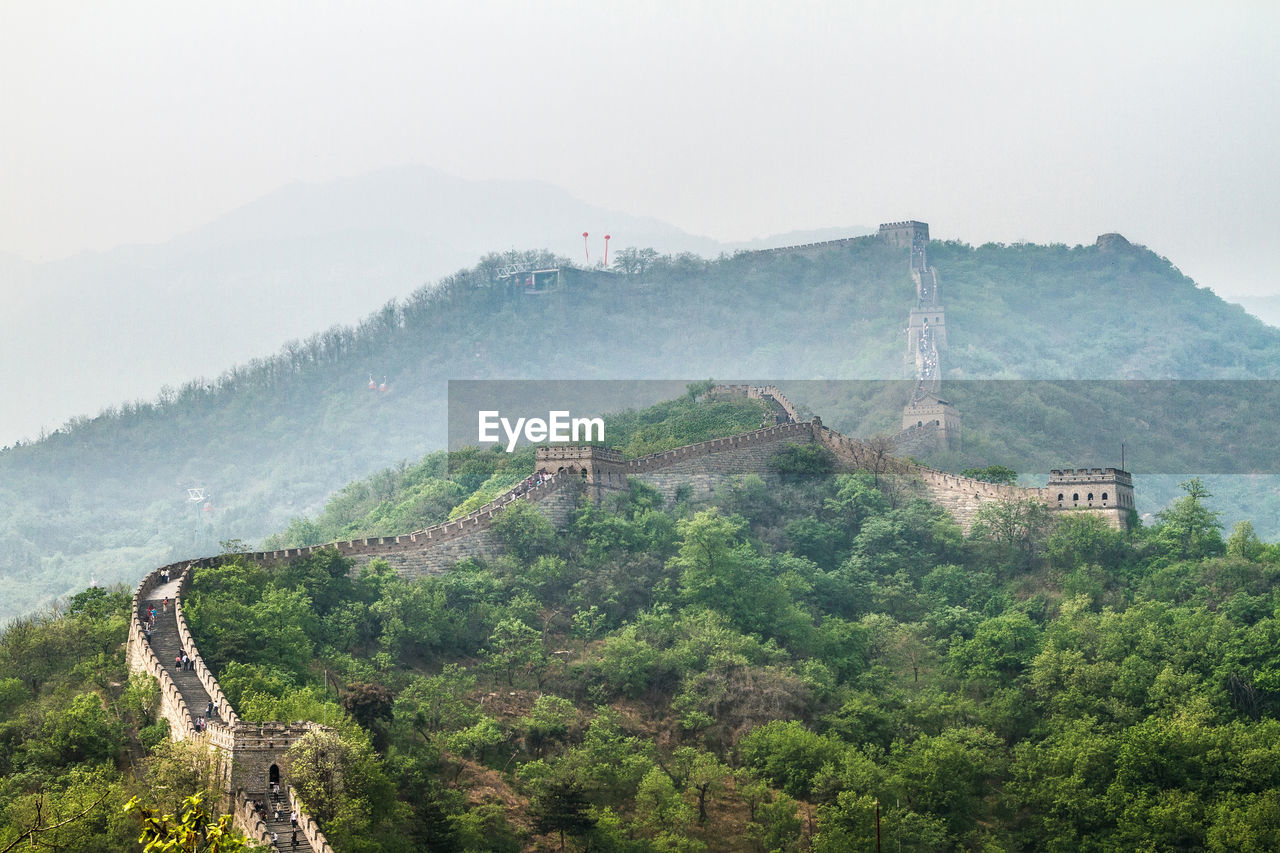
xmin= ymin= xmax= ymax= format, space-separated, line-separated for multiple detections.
xmin=6 ymin=390 xmax=1280 ymax=851
xmin=4 ymin=235 xmax=1279 ymax=619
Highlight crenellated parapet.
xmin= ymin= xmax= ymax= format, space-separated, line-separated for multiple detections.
xmin=290 ymin=786 xmax=336 ymax=853
xmin=748 ymin=236 xmax=866 ymax=257
xmin=126 ymin=568 xmax=201 ymax=741
xmin=172 ymin=568 xmax=240 ymax=727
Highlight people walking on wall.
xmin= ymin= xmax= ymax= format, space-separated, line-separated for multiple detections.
xmin=162 ymin=596 xmax=168 ymax=613
xmin=290 ymin=810 xmax=298 ymax=828
xmin=207 ymin=700 xmax=214 ymax=717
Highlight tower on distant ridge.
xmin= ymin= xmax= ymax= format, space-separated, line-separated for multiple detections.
xmin=879 ymin=220 xmax=929 ymax=250
xmin=883 ymin=219 xmax=961 ymax=452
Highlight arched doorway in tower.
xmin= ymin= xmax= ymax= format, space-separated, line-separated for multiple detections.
xmin=269 ymin=764 xmax=280 ymax=788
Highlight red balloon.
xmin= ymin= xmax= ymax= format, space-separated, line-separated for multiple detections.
xmin=582 ymin=232 xmax=589 ymax=237
xmin=605 ymin=234 xmax=611 ymax=239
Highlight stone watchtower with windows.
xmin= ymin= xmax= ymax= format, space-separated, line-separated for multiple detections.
xmin=1046 ymin=468 xmax=1135 ymax=529
xmin=534 ymin=445 xmax=629 ymax=501
xmin=901 ymin=390 xmax=962 ymax=449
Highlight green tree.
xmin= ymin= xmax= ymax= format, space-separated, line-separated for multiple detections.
xmin=529 ymin=775 xmax=595 ymax=851
xmin=285 ymin=729 xmax=379 ymax=829
xmin=970 ymin=498 xmax=1055 ymax=574
xmin=1154 ymin=478 xmax=1224 ymax=561
xmin=392 ymin=665 xmax=479 ymax=741
xmin=738 ymin=720 xmax=847 ymax=799
xmin=892 ymin=726 xmax=1005 ymax=839
xmin=1226 ymin=520 xmax=1265 ymax=561
xmin=519 ymin=695 xmax=579 ymax=758
xmin=123 ymin=793 xmax=246 ymax=853
xmin=949 ymin=611 xmax=1041 ymax=690
xmin=633 ymin=765 xmax=695 ymax=839
xmin=663 ymin=747 xmax=728 ymax=825
xmin=491 ymin=500 xmax=557 ymax=563
xmin=483 ymin=618 xmax=546 ymax=687
xmin=672 ymin=509 xmax=790 ymax=637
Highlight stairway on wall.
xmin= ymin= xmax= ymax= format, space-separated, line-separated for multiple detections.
xmin=142 ymin=593 xmax=219 ymax=729
xmin=243 ymin=791 xmax=317 ymax=852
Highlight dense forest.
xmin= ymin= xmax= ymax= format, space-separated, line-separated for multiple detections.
xmin=5 ymin=392 xmax=1280 ymax=851
xmin=3 ymin=235 xmax=1280 ymax=619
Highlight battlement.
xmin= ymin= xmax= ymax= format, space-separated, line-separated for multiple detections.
xmin=1049 ymin=467 xmax=1133 ymax=484
xmin=751 ymin=236 xmax=865 ymax=257
xmin=536 ymin=445 xmax=624 ymax=464
xmin=879 ymin=220 xmax=930 ymax=249
xmin=1047 ymin=467 xmax=1135 ymax=525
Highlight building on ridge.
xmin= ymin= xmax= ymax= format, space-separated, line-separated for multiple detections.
xmin=901 ymin=389 xmax=962 ymax=451
xmin=879 ymin=220 xmax=930 ymax=250
xmin=1046 ymin=468 xmax=1135 ymax=529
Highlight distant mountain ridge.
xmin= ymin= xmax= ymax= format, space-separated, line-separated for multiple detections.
xmin=3 ymin=165 xmax=872 ymax=448
xmin=4 ymin=223 xmax=1280 ymax=620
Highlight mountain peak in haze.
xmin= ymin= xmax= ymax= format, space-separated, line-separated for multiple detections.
xmin=169 ymin=165 xmax=723 ymax=257
xmin=2 ymin=164 xmax=869 ymax=448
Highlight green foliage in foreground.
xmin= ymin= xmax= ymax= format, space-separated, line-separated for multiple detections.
xmin=0 ymin=588 xmax=254 ymax=852
xmin=174 ymin=472 xmax=1280 ymax=851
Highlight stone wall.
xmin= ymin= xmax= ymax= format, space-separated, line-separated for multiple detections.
xmin=191 ymin=472 xmax=585 ymax=580
xmin=879 ymin=220 xmax=929 ymax=248
xmin=907 ymin=467 xmax=1045 ymax=530
xmin=290 ymin=787 xmax=336 ymax=853
xmin=228 ymin=721 xmax=323 ymax=794
xmin=891 ymin=421 xmax=944 ymax=458
xmin=128 ymin=560 xmax=335 ymax=848
xmin=126 ymin=567 xmax=201 ymax=742
xmin=173 ymin=568 xmax=240 ymax=726
xmin=747 ymin=236 xmax=865 ymax=257
xmin=232 ymin=791 xmax=273 ymax=848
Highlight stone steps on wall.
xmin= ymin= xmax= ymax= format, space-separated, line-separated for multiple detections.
xmin=142 ymin=597 xmax=219 ymax=728
xmin=244 ymin=791 xmax=317 ymax=852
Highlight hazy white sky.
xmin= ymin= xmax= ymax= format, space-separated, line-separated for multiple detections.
xmin=2 ymin=0 xmax=1278 ymax=295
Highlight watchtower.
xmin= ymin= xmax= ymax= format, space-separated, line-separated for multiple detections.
xmin=1046 ymin=468 xmax=1135 ymax=529
xmin=902 ymin=390 xmax=962 ymax=451
xmin=879 ymin=220 xmax=930 ymax=250
xmin=535 ymin=445 xmax=629 ymax=501
xmin=907 ymin=308 xmax=947 ymax=357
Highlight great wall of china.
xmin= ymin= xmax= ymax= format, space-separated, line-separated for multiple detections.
xmin=125 ymin=224 xmax=1133 ymax=851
